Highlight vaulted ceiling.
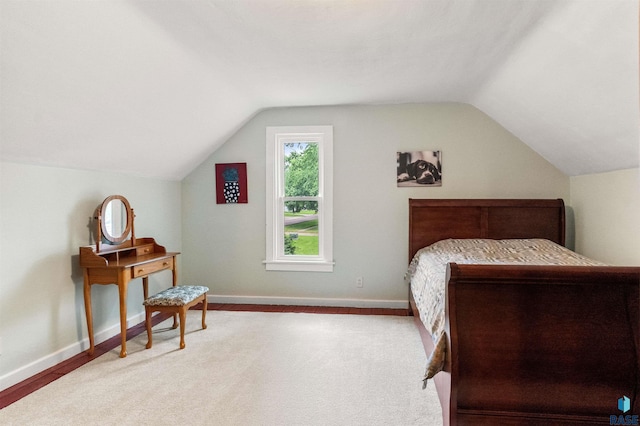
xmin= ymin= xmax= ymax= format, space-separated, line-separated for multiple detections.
xmin=1 ymin=0 xmax=638 ymax=180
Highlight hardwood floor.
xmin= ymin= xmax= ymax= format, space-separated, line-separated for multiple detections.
xmin=0 ymin=304 xmax=409 ymax=409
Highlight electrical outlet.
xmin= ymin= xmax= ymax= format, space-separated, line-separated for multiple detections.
xmin=356 ymin=277 xmax=364 ymax=288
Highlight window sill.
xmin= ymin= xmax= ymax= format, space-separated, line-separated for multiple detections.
xmin=263 ymin=260 xmax=335 ymax=272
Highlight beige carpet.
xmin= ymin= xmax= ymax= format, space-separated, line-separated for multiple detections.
xmin=0 ymin=311 xmax=442 ymax=425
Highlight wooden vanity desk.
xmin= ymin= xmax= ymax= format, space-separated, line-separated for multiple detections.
xmin=79 ymin=195 xmax=180 ymax=358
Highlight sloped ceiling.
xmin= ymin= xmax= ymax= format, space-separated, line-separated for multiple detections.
xmin=1 ymin=0 xmax=638 ymax=180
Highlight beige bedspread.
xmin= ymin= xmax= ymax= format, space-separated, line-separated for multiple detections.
xmin=406 ymin=238 xmax=605 ymax=385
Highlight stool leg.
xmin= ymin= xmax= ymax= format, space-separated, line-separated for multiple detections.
xmin=171 ymin=313 xmax=178 ymax=329
xmin=145 ymin=307 xmax=153 ymax=349
xmin=202 ymin=294 xmax=208 ymax=330
xmin=179 ymin=307 xmax=187 ymax=349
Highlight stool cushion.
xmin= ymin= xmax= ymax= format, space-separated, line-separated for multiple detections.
xmin=144 ymin=285 xmax=209 ymax=307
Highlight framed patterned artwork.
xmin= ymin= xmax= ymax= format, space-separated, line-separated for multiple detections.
xmin=215 ymin=163 xmax=248 ymax=204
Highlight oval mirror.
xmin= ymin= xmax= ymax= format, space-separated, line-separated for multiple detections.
xmin=99 ymin=195 xmax=133 ymax=244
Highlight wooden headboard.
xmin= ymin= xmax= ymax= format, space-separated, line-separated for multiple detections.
xmin=408 ymin=199 xmax=566 ymax=260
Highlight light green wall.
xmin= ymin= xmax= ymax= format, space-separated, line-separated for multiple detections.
xmin=0 ymin=162 xmax=181 ymax=388
xmin=181 ymin=103 xmax=570 ymax=306
xmin=570 ymin=168 xmax=640 ymax=265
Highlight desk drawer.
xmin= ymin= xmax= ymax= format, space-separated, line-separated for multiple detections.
xmin=136 ymin=244 xmax=155 ymax=256
xmin=133 ymin=258 xmax=173 ymax=278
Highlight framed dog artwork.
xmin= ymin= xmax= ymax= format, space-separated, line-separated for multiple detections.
xmin=397 ymin=151 xmax=442 ymax=187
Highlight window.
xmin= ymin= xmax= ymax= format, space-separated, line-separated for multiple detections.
xmin=265 ymin=126 xmax=333 ymax=272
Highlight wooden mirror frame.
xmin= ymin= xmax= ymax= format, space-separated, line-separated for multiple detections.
xmin=95 ymin=195 xmax=135 ymax=252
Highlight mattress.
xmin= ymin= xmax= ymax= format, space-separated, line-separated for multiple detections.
xmin=406 ymin=238 xmax=606 ymax=384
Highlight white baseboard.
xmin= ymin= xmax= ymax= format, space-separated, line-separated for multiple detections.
xmin=0 ymin=312 xmax=146 ymax=392
xmin=207 ymin=294 xmax=409 ymax=310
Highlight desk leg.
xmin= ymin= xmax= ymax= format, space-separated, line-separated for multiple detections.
xmin=142 ymin=276 xmax=152 ymax=333
xmin=171 ymin=262 xmax=178 ymax=328
xmin=83 ymin=272 xmax=95 ymax=356
xmin=172 ymin=262 xmax=178 ymax=287
xmin=142 ymin=276 xmax=149 ymax=300
xmin=118 ymin=278 xmax=129 ymax=358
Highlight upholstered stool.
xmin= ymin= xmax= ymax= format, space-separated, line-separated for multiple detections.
xmin=143 ymin=285 xmax=209 ymax=350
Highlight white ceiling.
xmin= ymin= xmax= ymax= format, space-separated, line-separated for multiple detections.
xmin=1 ymin=0 xmax=638 ymax=180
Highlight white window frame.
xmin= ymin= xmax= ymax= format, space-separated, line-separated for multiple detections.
xmin=265 ymin=125 xmax=334 ymax=272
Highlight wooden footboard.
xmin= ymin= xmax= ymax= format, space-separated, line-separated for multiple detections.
xmin=408 ymin=199 xmax=640 ymax=425
xmin=445 ymin=263 xmax=640 ymax=425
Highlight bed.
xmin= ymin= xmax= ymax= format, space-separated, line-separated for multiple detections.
xmin=407 ymin=198 xmax=640 ymax=425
